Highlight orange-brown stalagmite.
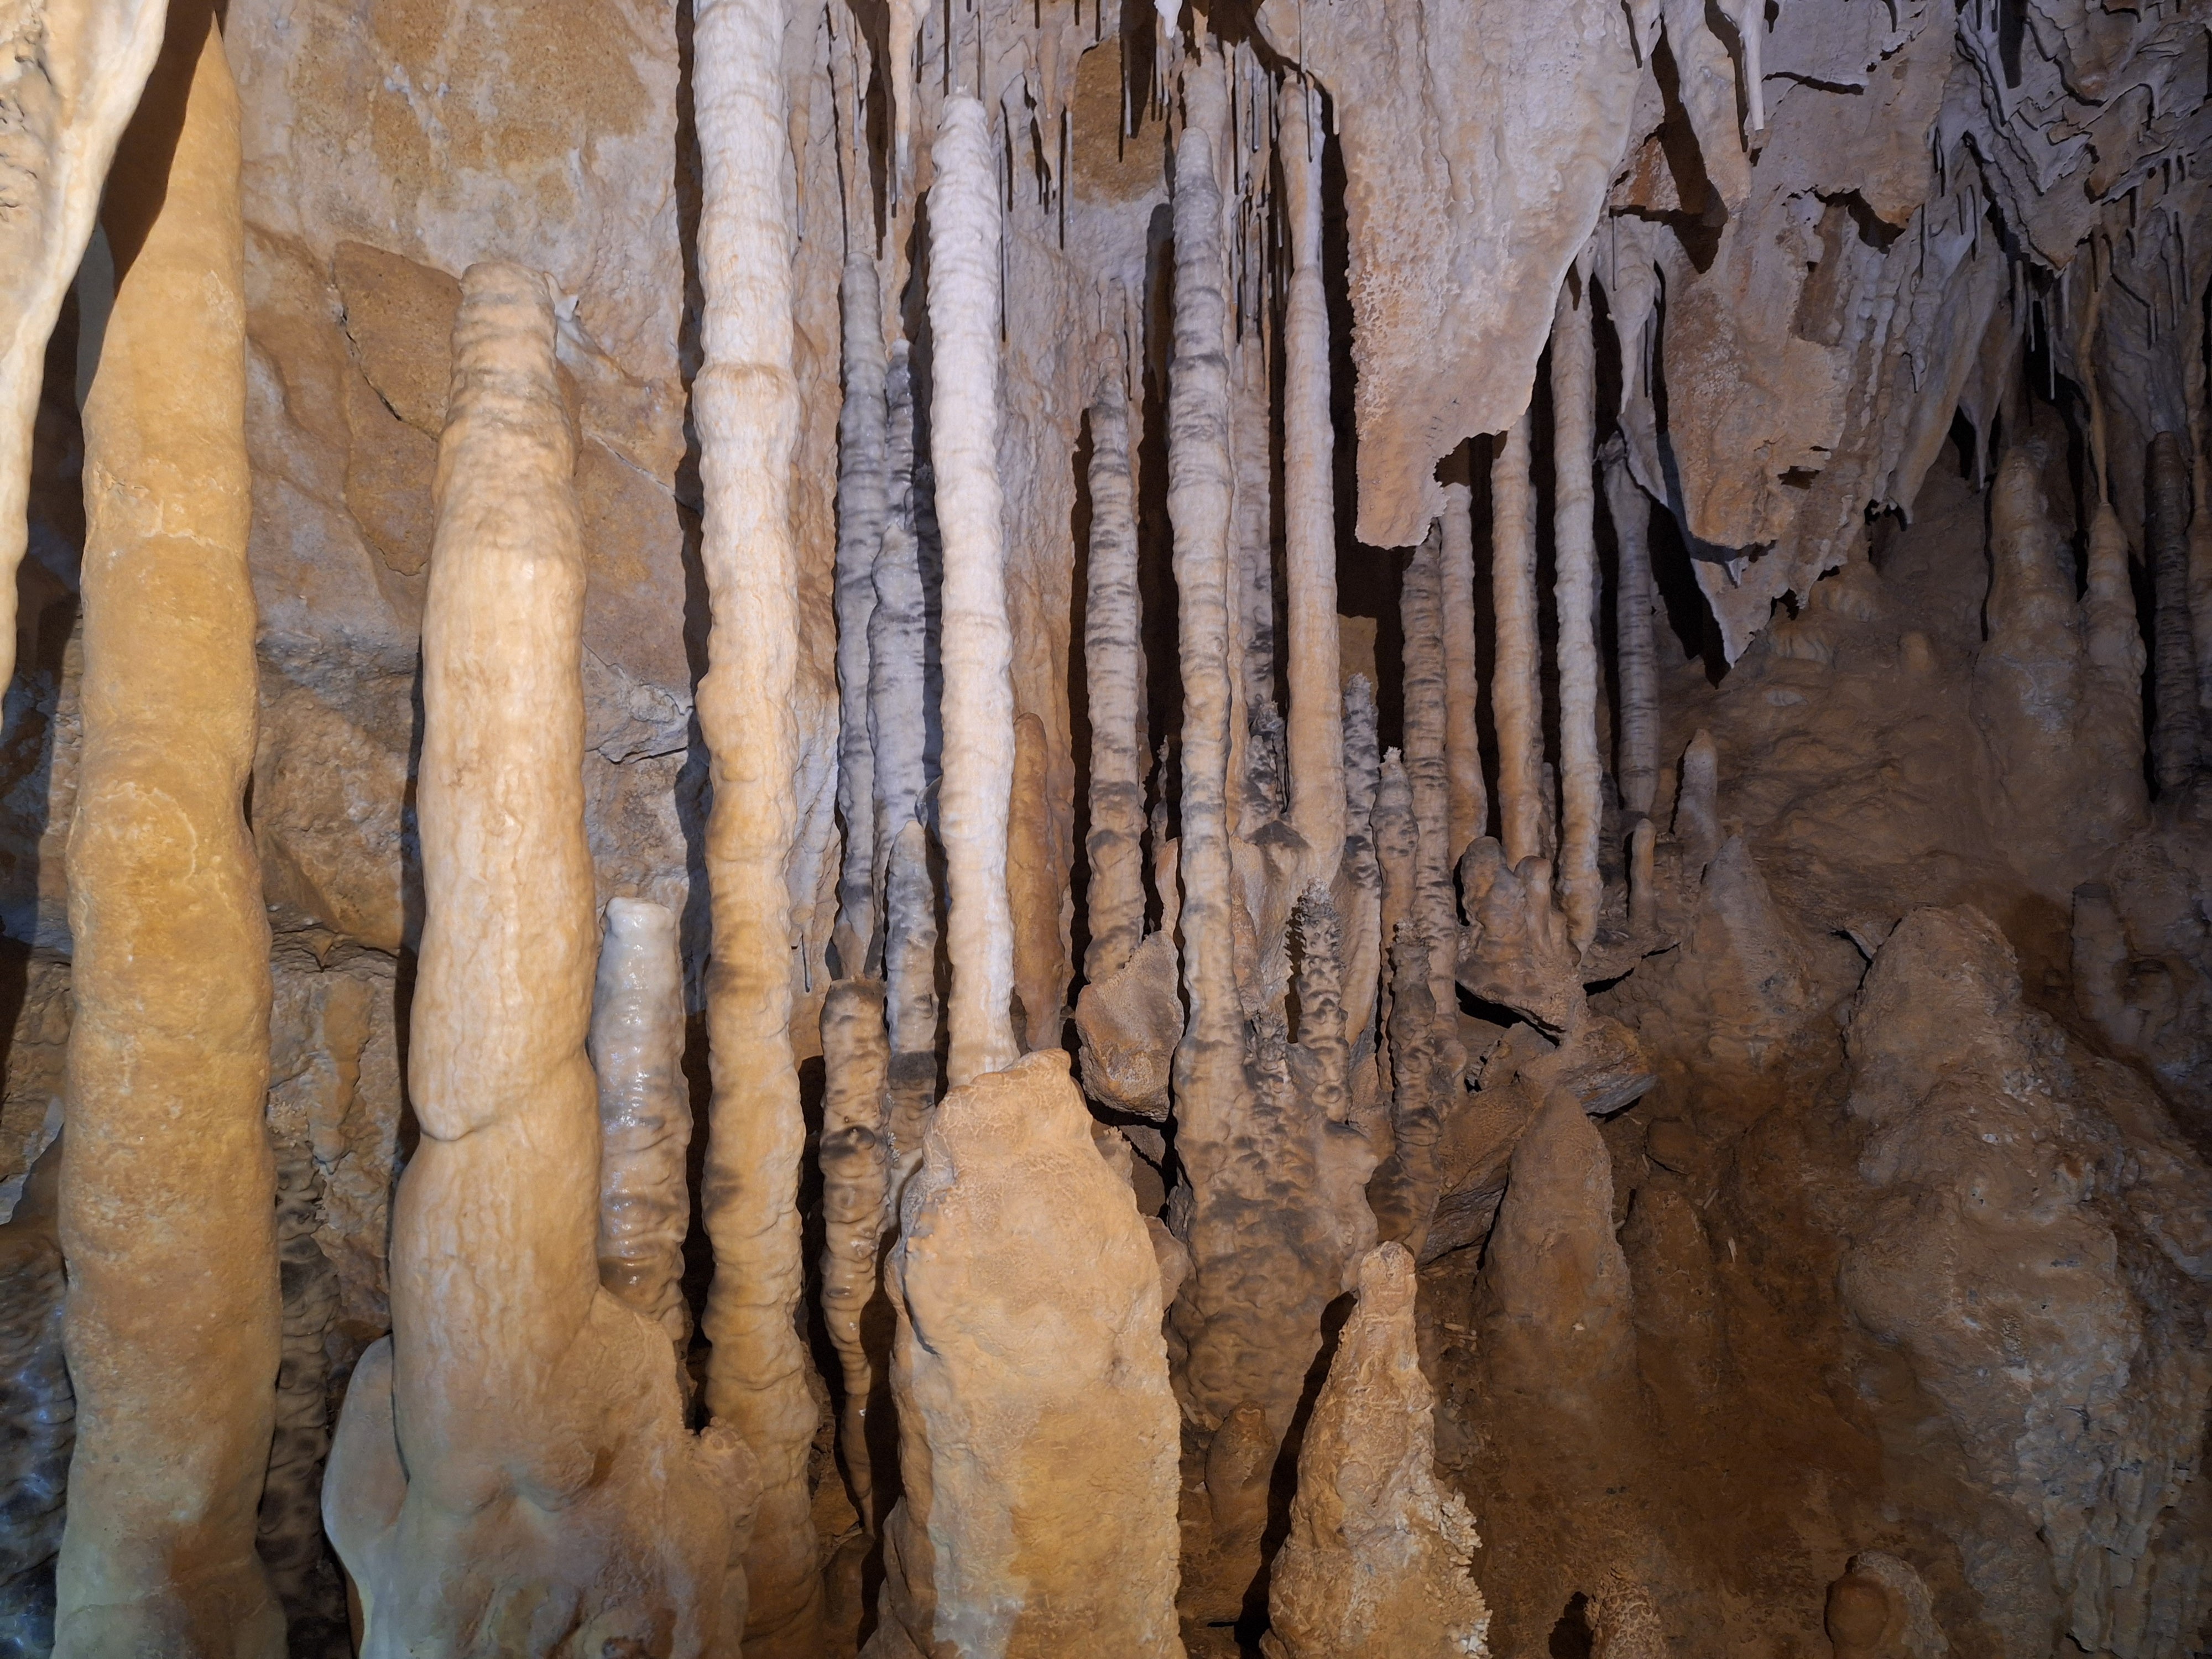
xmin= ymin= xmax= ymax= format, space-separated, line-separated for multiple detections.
xmin=53 ymin=11 xmax=280 ymax=1650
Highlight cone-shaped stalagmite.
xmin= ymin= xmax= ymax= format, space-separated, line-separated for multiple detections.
xmin=864 ymin=1053 xmax=1183 ymax=1657
xmin=693 ymin=0 xmax=822 ymax=1644
xmin=1084 ymin=373 xmax=1147 ymax=984
xmin=0 ymin=0 xmax=166 ymax=702
xmin=1281 ymin=80 xmax=1344 ymax=885
xmin=54 ymin=13 xmax=281 ymax=1650
xmin=322 ymin=262 xmax=754 ymax=1656
xmin=1491 ymin=412 xmax=1543 ymax=867
xmin=1262 ymin=1245 xmax=1489 ymax=1659
xmin=591 ymin=897 xmax=695 ymax=1361
xmin=1551 ymin=272 xmax=1601 ymax=954
xmin=931 ymin=96 xmax=1020 ymax=1089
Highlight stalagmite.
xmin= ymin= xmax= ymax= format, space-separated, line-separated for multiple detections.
xmin=1261 ymin=1244 xmax=1489 ymax=1659
xmin=1552 ymin=273 xmax=1602 ymax=955
xmin=591 ymin=896 xmax=693 ymax=1359
xmin=1491 ymin=412 xmax=1543 ymax=867
xmin=322 ymin=262 xmax=753 ymax=1654
xmin=1280 ymin=80 xmax=1344 ymax=878
xmin=0 ymin=0 xmax=167 ymax=702
xmin=1084 ymin=373 xmax=1148 ymax=985
xmin=52 ymin=14 xmax=282 ymax=1650
xmin=818 ymin=977 xmax=891 ymax=1520
xmin=864 ymin=1052 xmax=1182 ymax=1657
xmin=1439 ymin=481 xmax=1486 ymax=865
xmin=1674 ymin=731 xmax=1721 ymax=885
xmin=2146 ymin=432 xmax=2201 ymax=789
xmin=1604 ymin=441 xmax=1659 ymax=822
xmin=2083 ymin=502 xmax=2151 ymax=792
xmin=833 ymin=191 xmax=889 ymax=975
xmin=693 ymin=0 xmax=821 ymax=1641
xmin=930 ymin=96 xmax=1019 ymax=1088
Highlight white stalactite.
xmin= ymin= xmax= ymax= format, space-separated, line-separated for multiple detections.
xmin=1492 ymin=411 xmax=1543 ymax=868
xmin=1552 ymin=274 xmax=1602 ymax=956
xmin=833 ymin=209 xmax=889 ymax=975
xmin=870 ymin=342 xmax=927 ymax=906
xmin=1085 ymin=373 xmax=1147 ymax=985
xmin=1439 ymin=480 xmax=1485 ymax=867
xmin=692 ymin=0 xmax=822 ymax=1644
xmin=591 ymin=897 xmax=693 ymax=1361
xmin=928 ymin=96 xmax=1019 ymax=1089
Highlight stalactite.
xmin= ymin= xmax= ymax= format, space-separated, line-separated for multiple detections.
xmin=2146 ymin=432 xmax=2202 ymax=788
xmin=833 ymin=180 xmax=890 ymax=977
xmin=1084 ymin=374 xmax=1147 ymax=983
xmin=870 ymin=342 xmax=927 ymax=908
xmin=818 ymin=977 xmax=891 ymax=1522
xmin=1235 ymin=332 xmax=1276 ymax=825
xmin=864 ymin=1053 xmax=1181 ymax=1657
xmin=1604 ymin=440 xmax=1659 ymax=822
xmin=1339 ymin=676 xmax=1384 ymax=1068
xmin=1399 ymin=530 xmax=1459 ymax=1027
xmin=324 ymin=260 xmax=753 ymax=1653
xmin=1491 ymin=411 xmax=1543 ymax=867
xmin=1009 ymin=712 xmax=1063 ymax=1047
xmin=1552 ymin=272 xmax=1603 ymax=955
xmin=1439 ymin=481 xmax=1485 ymax=866
xmin=930 ymin=96 xmax=1019 ymax=1089
xmin=591 ymin=897 xmax=693 ymax=1360
xmin=52 ymin=14 xmax=283 ymax=1650
xmin=1280 ymin=78 xmax=1344 ymax=882
xmin=1368 ymin=924 xmax=1449 ymax=1259
xmin=1167 ymin=86 xmax=1255 ymax=1428
xmin=0 ymin=0 xmax=166 ymax=703
xmin=1373 ymin=751 xmax=1417 ymax=1029
xmin=693 ymin=0 xmax=821 ymax=1640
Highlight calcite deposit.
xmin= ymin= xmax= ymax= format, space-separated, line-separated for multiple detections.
xmin=0 ymin=0 xmax=2206 ymax=1656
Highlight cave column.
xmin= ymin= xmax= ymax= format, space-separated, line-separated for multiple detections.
xmin=1439 ymin=480 xmax=1485 ymax=866
xmin=930 ymin=95 xmax=1020 ymax=1089
xmin=1491 ymin=411 xmax=1543 ymax=867
xmin=1084 ymin=372 xmax=1147 ymax=985
xmin=693 ymin=0 xmax=824 ymax=1645
xmin=53 ymin=9 xmax=283 ymax=1649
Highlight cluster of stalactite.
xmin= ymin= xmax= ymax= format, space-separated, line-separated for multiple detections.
xmin=1 ymin=0 xmax=2208 ymax=1655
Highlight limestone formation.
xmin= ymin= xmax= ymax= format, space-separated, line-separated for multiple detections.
xmin=322 ymin=262 xmax=754 ymax=1657
xmin=1438 ymin=481 xmax=1485 ymax=865
xmin=818 ymin=975 xmax=891 ymax=1520
xmin=693 ymin=0 xmax=821 ymax=1642
xmin=864 ymin=1051 xmax=1182 ymax=1658
xmin=53 ymin=14 xmax=283 ymax=1651
xmin=1551 ymin=269 xmax=1601 ymax=954
xmin=1083 ymin=372 xmax=1147 ymax=986
xmin=930 ymin=95 xmax=1019 ymax=1089
xmin=1262 ymin=1244 xmax=1488 ymax=1659
xmin=1491 ymin=413 xmax=1542 ymax=867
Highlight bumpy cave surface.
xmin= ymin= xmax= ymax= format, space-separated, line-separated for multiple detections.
xmin=0 ymin=0 xmax=2208 ymax=1655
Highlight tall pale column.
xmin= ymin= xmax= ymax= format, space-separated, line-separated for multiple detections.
xmin=930 ymin=96 xmax=1020 ymax=1088
xmin=54 ymin=11 xmax=281 ymax=1650
xmin=1084 ymin=374 xmax=1147 ymax=984
xmin=693 ymin=0 xmax=823 ymax=1646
